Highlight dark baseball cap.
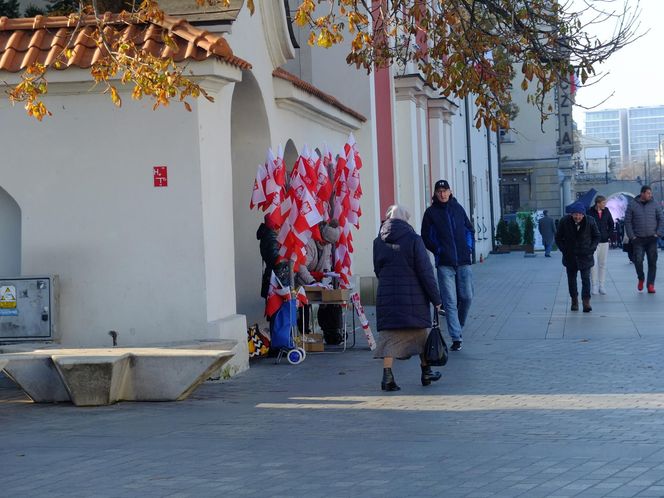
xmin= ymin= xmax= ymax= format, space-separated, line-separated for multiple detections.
xmin=434 ymin=180 xmax=450 ymax=191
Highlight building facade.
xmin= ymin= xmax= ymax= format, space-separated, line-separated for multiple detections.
xmin=0 ymin=2 xmax=503 ymax=368
xmin=0 ymin=4 xmax=375 ymax=374
xmin=499 ymin=79 xmax=575 ymax=219
xmin=585 ymin=105 xmax=664 ymax=169
xmin=584 ymin=109 xmax=627 ymax=167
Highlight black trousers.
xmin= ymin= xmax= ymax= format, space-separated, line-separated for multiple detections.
xmin=633 ymin=237 xmax=658 ymax=285
xmin=566 ymin=264 xmax=591 ymax=299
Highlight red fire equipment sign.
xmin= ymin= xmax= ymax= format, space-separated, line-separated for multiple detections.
xmin=153 ymin=166 xmax=168 ymax=187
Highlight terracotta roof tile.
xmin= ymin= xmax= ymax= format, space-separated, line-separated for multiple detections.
xmin=273 ymin=67 xmax=367 ymax=123
xmin=0 ymin=13 xmax=251 ymax=73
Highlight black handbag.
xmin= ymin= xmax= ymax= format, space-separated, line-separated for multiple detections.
xmin=424 ymin=311 xmax=448 ymax=366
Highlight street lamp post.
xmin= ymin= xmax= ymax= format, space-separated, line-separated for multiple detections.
xmin=604 ymin=156 xmax=608 ymax=184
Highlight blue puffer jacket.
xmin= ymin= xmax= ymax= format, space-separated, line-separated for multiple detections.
xmin=373 ymin=218 xmax=442 ymax=331
xmin=421 ymin=196 xmax=474 ymax=267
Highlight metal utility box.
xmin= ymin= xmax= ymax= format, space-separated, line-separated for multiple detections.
xmin=0 ymin=276 xmax=57 ymax=342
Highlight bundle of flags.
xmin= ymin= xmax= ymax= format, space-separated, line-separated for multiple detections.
xmin=264 ymin=271 xmax=309 ymax=319
xmin=333 ymin=134 xmax=363 ymax=288
xmin=249 ymin=146 xmax=287 ymax=228
xmin=276 ymin=145 xmax=326 ymax=270
xmin=250 ymin=134 xmax=364 ymax=316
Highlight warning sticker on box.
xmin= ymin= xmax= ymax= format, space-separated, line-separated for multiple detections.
xmin=0 ymin=285 xmax=17 ymax=309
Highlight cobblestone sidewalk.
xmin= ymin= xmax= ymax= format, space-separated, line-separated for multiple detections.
xmin=2 ymin=250 xmax=664 ymax=497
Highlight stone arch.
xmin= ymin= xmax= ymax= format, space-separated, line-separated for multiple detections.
xmin=231 ymin=71 xmax=271 ymax=324
xmin=0 ymin=186 xmax=21 ymax=276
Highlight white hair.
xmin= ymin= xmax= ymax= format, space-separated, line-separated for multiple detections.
xmin=385 ymin=204 xmax=411 ymax=221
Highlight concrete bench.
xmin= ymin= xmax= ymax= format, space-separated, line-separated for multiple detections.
xmin=1 ymin=352 xmax=71 ymax=403
xmin=0 ymin=343 xmax=234 ymax=406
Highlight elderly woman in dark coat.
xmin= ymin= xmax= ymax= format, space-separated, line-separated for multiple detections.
xmin=373 ymin=205 xmax=443 ymax=391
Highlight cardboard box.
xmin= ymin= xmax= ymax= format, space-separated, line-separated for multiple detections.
xmin=303 ymin=333 xmax=324 ymax=352
xmin=322 ymin=288 xmax=350 ymax=302
xmin=303 ymin=285 xmax=323 ymax=302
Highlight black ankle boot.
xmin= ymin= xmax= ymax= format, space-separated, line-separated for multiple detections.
xmin=381 ymin=368 xmax=400 ymax=391
xmin=571 ymin=296 xmax=579 ymax=311
xmin=421 ymin=365 xmax=442 ymax=386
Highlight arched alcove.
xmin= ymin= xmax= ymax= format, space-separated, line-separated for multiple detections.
xmin=0 ymin=186 xmax=21 ymax=276
xmin=283 ymin=139 xmax=298 ymax=173
xmin=231 ymin=71 xmax=271 ymax=324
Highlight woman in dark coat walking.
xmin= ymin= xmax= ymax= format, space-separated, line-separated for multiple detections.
xmin=555 ymin=201 xmax=601 ymax=312
xmin=373 ymin=205 xmax=443 ymax=391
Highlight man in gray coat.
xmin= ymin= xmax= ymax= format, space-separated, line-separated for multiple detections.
xmin=625 ymin=186 xmax=664 ymax=293
xmin=538 ymin=210 xmax=556 ymax=257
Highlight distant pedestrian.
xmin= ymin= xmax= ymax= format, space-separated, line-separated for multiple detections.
xmin=624 ymin=186 xmax=664 ymax=293
xmin=538 ymin=210 xmax=555 ymax=257
xmin=555 ymin=201 xmax=600 ymax=312
xmin=587 ymin=195 xmax=614 ymax=295
xmin=615 ymin=218 xmax=624 ymax=248
xmin=421 ymin=179 xmax=475 ymax=352
xmin=373 ymin=205 xmax=443 ymax=392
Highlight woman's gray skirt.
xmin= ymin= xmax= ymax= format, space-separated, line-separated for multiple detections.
xmin=373 ymin=328 xmax=428 ymax=360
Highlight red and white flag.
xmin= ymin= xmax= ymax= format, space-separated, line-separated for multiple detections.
xmin=265 ymin=271 xmax=291 ymax=318
xmin=269 ymin=145 xmax=287 ymax=189
xmin=315 ymin=147 xmax=333 ymax=220
xmin=249 ymin=163 xmax=267 ymax=210
xmin=290 ymin=145 xmax=317 ymax=195
xmin=295 ymin=286 xmax=309 ymax=308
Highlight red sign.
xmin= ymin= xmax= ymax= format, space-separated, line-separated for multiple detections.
xmin=153 ymin=166 xmax=168 ymax=187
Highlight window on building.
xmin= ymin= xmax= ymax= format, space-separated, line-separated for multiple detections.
xmin=501 ymin=183 xmax=520 ymax=214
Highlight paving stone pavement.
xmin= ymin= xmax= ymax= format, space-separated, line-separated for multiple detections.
xmin=3 ymin=249 xmax=664 ymax=497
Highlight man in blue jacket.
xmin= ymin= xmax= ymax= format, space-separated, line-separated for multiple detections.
xmin=421 ymin=180 xmax=475 ymax=351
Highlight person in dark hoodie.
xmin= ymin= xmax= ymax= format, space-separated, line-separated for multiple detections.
xmin=587 ymin=195 xmax=614 ymax=295
xmin=373 ymin=205 xmax=443 ymax=392
xmin=421 ymin=180 xmax=475 ymax=352
xmin=256 ymin=215 xmax=290 ymax=303
xmin=624 ymin=186 xmax=664 ymax=293
xmin=555 ymin=201 xmax=600 ymax=312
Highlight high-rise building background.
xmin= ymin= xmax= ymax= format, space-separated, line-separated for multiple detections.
xmin=585 ymin=105 xmax=664 ymax=170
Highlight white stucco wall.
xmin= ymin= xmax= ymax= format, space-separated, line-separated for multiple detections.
xmin=0 ymin=90 xmax=209 ymax=347
xmin=223 ymin=5 xmax=376 ymax=326
xmin=0 ymin=186 xmax=21 ymax=276
xmin=502 ymin=89 xmax=557 ymax=161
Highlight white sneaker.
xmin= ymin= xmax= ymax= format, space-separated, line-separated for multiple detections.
xmin=591 ymin=286 xmax=598 ymax=295
xmin=599 ymin=286 xmax=607 ymax=295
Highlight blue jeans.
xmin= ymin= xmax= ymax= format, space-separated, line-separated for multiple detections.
xmin=633 ymin=237 xmax=658 ymax=285
xmin=544 ymin=242 xmax=553 ymax=256
xmin=437 ymin=265 xmax=473 ymax=342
